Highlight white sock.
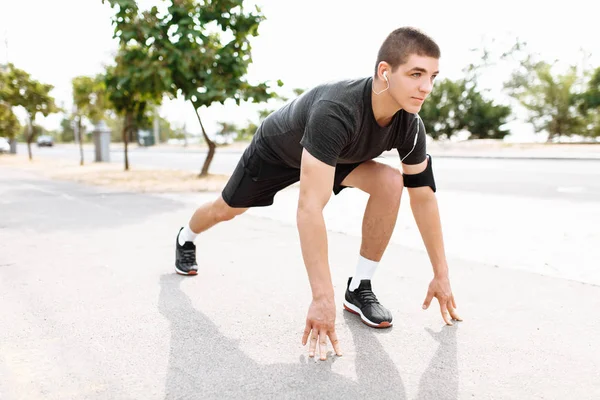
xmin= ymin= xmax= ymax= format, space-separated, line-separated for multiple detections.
xmin=349 ymin=256 xmax=379 ymax=291
xmin=178 ymin=224 xmax=198 ymax=246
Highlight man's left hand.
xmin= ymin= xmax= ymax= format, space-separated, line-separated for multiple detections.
xmin=422 ymin=276 xmax=462 ymax=325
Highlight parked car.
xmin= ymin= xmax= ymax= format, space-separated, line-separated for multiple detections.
xmin=0 ymin=137 xmax=10 ymax=153
xmin=37 ymin=135 xmax=54 ymax=147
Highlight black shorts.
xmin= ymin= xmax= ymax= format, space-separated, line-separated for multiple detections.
xmin=222 ymin=145 xmax=362 ymax=208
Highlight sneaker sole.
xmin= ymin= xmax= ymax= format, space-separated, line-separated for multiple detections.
xmin=174 ymin=266 xmax=198 ymax=276
xmin=343 ymin=300 xmax=393 ymax=329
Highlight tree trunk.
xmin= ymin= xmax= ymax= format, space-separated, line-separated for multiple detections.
xmin=123 ymin=112 xmax=131 ymax=171
xmin=26 ymin=119 xmax=33 ymax=161
xmin=192 ymin=102 xmax=215 ymax=177
xmin=77 ymin=116 xmax=84 ymax=166
xmin=9 ymin=138 xmax=17 ymax=154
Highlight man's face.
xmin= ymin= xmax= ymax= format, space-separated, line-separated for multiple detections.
xmin=387 ymin=54 xmax=439 ymax=113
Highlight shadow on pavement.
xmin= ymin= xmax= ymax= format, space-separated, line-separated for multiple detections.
xmin=158 ymin=274 xmax=458 ymax=399
xmin=416 ymin=326 xmax=459 ymax=400
xmin=1 ymin=174 xmax=181 ymax=232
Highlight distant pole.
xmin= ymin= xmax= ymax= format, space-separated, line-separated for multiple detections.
xmin=73 ymin=119 xmax=79 ymax=144
xmin=153 ymin=107 xmax=160 ymax=145
xmin=3 ymin=30 xmax=8 ymax=63
xmin=72 ymin=105 xmax=79 ymax=144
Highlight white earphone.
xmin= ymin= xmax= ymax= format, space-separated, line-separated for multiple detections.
xmin=400 ymin=115 xmax=421 ymax=163
xmin=372 ymin=70 xmax=420 ymax=161
xmin=372 ymin=70 xmax=390 ymax=95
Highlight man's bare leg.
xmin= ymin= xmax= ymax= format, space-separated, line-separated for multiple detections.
xmin=339 ymin=160 xmax=403 ymax=327
xmin=188 ymin=195 xmax=248 ymax=234
xmin=175 ymin=195 xmax=248 ymax=275
xmin=341 ymin=160 xmax=403 ymax=263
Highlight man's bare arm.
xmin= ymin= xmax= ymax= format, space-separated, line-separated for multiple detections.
xmin=403 ymin=159 xmax=462 ymax=325
xmin=407 ymin=185 xmax=448 ymax=277
xmin=297 ymin=149 xmax=336 ymax=300
xmin=402 ymin=159 xmax=447 ymax=276
xmin=297 ymin=149 xmax=342 ymax=359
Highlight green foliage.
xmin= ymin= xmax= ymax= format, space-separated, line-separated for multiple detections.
xmin=582 ymin=67 xmax=600 ymax=109
xmin=419 ymin=78 xmax=511 ymax=140
xmin=460 ymin=86 xmax=511 ymax=139
xmin=418 ymin=44 xmax=512 ymax=141
xmin=419 ymin=79 xmax=465 ymax=140
xmin=0 ymin=63 xmax=58 ymax=158
xmin=158 ymin=115 xmax=180 ymax=142
xmin=73 ymin=75 xmax=108 ymax=123
xmin=103 ymin=0 xmax=171 ymax=169
xmin=504 ymin=53 xmax=584 ymax=140
xmin=102 ymin=0 xmax=282 ymax=173
xmin=577 ymin=67 xmax=600 ymax=138
xmin=235 ymin=121 xmax=258 ymax=141
xmin=155 ymin=0 xmax=282 ymax=175
xmin=104 ymin=48 xmax=165 ymax=124
xmin=160 ymin=0 xmax=276 ymax=107
xmin=0 ymin=64 xmax=59 ymax=120
xmin=0 ymin=102 xmax=20 ymax=139
xmin=105 ymin=113 xmax=125 ymax=142
xmin=60 ymin=117 xmax=76 ymax=142
xmin=231 ymin=86 xmax=305 ymax=142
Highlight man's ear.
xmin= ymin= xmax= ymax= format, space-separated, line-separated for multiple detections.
xmin=377 ymin=61 xmax=391 ymax=79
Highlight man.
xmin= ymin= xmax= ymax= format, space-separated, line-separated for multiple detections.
xmin=174 ymin=26 xmax=462 ymax=361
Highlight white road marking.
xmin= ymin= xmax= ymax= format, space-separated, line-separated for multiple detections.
xmin=556 ymin=186 xmax=586 ymax=194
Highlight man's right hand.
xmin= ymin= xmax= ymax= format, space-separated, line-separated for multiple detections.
xmin=302 ymin=297 xmax=342 ymax=360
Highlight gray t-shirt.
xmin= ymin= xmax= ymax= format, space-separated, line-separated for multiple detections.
xmin=253 ymin=77 xmax=426 ymax=168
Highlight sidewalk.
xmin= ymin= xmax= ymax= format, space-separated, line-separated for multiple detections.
xmin=99 ymin=140 xmax=600 ymax=160
xmin=425 ymin=140 xmax=600 ymax=160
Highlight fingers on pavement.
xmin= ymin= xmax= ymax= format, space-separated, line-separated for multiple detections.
xmin=328 ymin=330 xmax=342 ymax=356
xmin=308 ymin=329 xmax=318 ymax=358
xmin=440 ymin=301 xmax=453 ymax=326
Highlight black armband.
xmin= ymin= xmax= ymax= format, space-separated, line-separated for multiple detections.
xmin=402 ymin=154 xmax=436 ymax=193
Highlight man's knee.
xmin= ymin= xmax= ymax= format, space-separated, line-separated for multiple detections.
xmin=343 ymin=161 xmax=404 ymax=199
xmin=377 ymin=166 xmax=404 ymax=200
xmin=214 ymin=196 xmax=246 ymax=222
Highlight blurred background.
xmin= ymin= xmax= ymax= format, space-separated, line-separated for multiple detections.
xmin=1 ymin=0 xmax=599 ymax=162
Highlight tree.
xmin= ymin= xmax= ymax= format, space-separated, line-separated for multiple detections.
xmin=0 ymin=64 xmax=58 ymax=159
xmin=72 ymin=75 xmax=108 ymax=165
xmin=103 ymin=0 xmax=171 ymax=170
xmin=60 ymin=117 xmax=75 ymax=142
xmin=419 ymin=78 xmax=465 ymax=140
xmin=0 ymin=102 xmax=21 ymax=142
xmin=157 ymin=0 xmax=282 ymax=176
xmin=215 ymin=121 xmax=238 ymax=145
xmin=231 ymin=87 xmax=304 ymax=142
xmin=0 ymin=66 xmax=21 ymax=143
xmin=421 ymin=43 xmax=513 ymax=141
xmin=577 ymin=66 xmax=600 ymax=138
xmin=504 ymin=54 xmax=583 ymax=141
xmin=105 ymin=50 xmax=165 ymax=170
xmin=458 ymin=85 xmax=511 ymax=139
xmin=157 ymin=115 xmax=179 ymax=142
xmin=419 ymin=75 xmax=511 ymax=140
xmin=235 ymin=121 xmax=258 ymax=142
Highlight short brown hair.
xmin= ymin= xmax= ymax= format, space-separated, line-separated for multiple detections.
xmin=374 ymin=27 xmax=440 ymax=75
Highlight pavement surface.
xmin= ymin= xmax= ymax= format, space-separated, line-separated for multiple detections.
xmin=1 ymin=167 xmax=599 ymax=399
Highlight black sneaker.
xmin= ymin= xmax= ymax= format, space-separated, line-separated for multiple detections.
xmin=175 ymin=227 xmax=198 ymax=276
xmin=343 ymin=277 xmax=393 ymax=328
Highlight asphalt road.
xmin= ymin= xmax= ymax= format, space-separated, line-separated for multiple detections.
xmin=1 ymin=168 xmax=599 ymax=399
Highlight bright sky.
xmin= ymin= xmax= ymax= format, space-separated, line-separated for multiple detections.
xmin=1 ymin=0 xmax=599 ymax=141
